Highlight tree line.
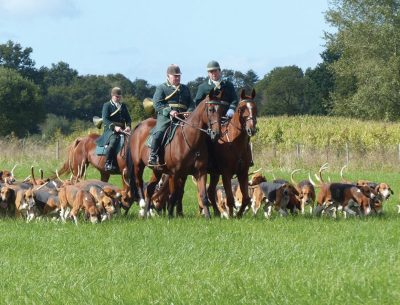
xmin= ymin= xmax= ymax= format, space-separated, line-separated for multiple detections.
xmin=1 ymin=0 xmax=399 ymax=138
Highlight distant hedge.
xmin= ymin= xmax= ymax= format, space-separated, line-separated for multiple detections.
xmin=253 ymin=116 xmax=400 ymax=149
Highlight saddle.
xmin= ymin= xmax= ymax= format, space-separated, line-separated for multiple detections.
xmin=146 ymin=122 xmax=180 ymax=148
xmin=95 ymin=134 xmax=126 ymax=156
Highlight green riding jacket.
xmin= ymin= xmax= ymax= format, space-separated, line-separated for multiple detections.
xmin=152 ymin=82 xmax=194 ymax=134
xmin=194 ymin=78 xmax=238 ymax=111
xmin=96 ymin=100 xmax=132 ymax=146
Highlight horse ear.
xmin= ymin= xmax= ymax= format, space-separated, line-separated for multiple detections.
xmin=251 ymin=88 xmax=256 ymax=99
xmin=240 ymin=89 xmax=246 ymax=100
xmin=208 ymin=88 xmax=215 ymax=99
xmin=216 ymin=88 xmax=224 ymax=100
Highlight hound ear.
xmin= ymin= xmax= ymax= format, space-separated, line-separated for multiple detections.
xmin=240 ymin=89 xmax=246 ymax=100
xmin=251 ymin=88 xmax=256 ymax=99
xmin=390 ymin=188 xmax=394 ymax=195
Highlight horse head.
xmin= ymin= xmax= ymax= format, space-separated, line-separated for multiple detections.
xmin=204 ymin=89 xmax=225 ymax=142
xmin=239 ymin=88 xmax=257 ymax=136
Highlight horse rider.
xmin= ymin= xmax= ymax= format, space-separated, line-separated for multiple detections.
xmin=96 ymin=87 xmax=132 ymax=172
xmin=194 ymin=60 xmax=254 ymax=166
xmin=148 ymin=64 xmax=195 ymax=167
xmin=194 ymin=60 xmax=238 ymax=117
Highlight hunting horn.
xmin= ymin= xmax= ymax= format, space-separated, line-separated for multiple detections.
xmin=93 ymin=116 xmax=103 ymax=129
xmin=143 ymin=98 xmax=155 ymax=116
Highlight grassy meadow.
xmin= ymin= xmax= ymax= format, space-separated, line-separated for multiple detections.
xmin=1 ymin=115 xmax=400 ymax=304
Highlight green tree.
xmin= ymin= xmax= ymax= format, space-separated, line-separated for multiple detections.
xmin=0 ymin=40 xmax=39 ymax=82
xmin=325 ymin=0 xmax=400 ymax=120
xmin=187 ymin=77 xmax=206 ymax=98
xmin=131 ymin=78 xmax=156 ymax=100
xmin=41 ymin=61 xmax=78 ymax=87
xmin=256 ymin=66 xmax=306 ymax=115
xmin=0 ymin=67 xmax=44 ymax=136
xmin=303 ymin=48 xmax=341 ymax=115
xmin=39 ymin=114 xmax=71 ymax=139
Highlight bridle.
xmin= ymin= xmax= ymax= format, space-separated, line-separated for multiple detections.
xmin=205 ymin=100 xmax=227 ymax=135
xmin=241 ymin=99 xmax=257 ymax=127
xmin=173 ymin=99 xmax=226 ymax=135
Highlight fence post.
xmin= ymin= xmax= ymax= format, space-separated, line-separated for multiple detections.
xmin=325 ymin=144 xmax=329 ymax=162
xmin=296 ymin=143 xmax=301 ymax=158
xmin=56 ymin=140 xmax=59 ymax=160
xmin=398 ymin=144 xmax=400 ymax=161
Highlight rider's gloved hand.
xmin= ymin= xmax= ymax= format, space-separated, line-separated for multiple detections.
xmin=226 ymin=109 xmax=235 ymax=118
xmin=170 ymin=110 xmax=178 ymax=118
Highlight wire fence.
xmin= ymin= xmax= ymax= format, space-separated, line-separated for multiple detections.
xmin=1 ymin=137 xmax=400 ymax=172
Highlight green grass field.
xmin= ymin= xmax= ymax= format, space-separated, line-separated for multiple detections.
xmin=1 ymin=163 xmax=399 ymax=305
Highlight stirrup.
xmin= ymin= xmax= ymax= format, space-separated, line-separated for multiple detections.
xmin=105 ymin=160 xmax=117 ymax=172
xmin=148 ymin=156 xmax=160 ymax=167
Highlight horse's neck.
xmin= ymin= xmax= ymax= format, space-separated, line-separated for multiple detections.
xmin=186 ymin=100 xmax=207 ymax=128
xmin=224 ymin=112 xmax=245 ymax=141
xmin=183 ymin=102 xmax=207 ymax=136
xmin=175 ymin=102 xmax=207 ymax=148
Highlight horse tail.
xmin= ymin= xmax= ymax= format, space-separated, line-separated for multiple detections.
xmin=52 ymin=138 xmax=81 ymax=178
xmin=126 ymin=134 xmax=139 ymax=200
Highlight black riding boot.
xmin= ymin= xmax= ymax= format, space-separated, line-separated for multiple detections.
xmin=148 ymin=132 xmax=163 ymax=166
xmin=104 ymin=135 xmax=117 ymax=171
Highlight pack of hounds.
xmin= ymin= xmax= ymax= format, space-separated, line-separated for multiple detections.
xmin=208 ymin=163 xmax=394 ymax=219
xmin=0 ymin=163 xmax=396 ymax=223
xmin=0 ymin=165 xmax=129 ymax=224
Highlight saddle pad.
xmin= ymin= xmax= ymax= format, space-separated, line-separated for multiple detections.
xmin=95 ymin=134 xmax=125 ymax=156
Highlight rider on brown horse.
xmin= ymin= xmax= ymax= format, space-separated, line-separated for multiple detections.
xmin=148 ymin=64 xmax=195 ymax=167
xmin=96 ymin=87 xmax=132 ymax=172
xmin=194 ymin=61 xmax=255 ymax=167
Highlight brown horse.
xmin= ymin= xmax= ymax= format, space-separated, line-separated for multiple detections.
xmin=56 ymin=133 xmax=135 ymax=209
xmin=126 ymin=90 xmax=225 ymax=218
xmin=206 ymin=89 xmax=258 ymax=218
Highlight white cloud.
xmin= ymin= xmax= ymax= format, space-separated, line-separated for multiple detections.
xmin=0 ymin=0 xmax=78 ymax=18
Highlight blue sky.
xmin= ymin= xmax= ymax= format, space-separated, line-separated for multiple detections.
xmin=0 ymin=0 xmax=332 ymax=85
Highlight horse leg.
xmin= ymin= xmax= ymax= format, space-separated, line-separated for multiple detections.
xmin=175 ymin=177 xmax=186 ymax=217
xmin=221 ymin=174 xmax=235 ymax=218
xmin=197 ymin=173 xmax=210 ymax=219
xmin=143 ymin=171 xmax=161 ymax=218
xmin=236 ymin=171 xmax=251 ymax=219
xmin=136 ymin=165 xmax=146 ymax=205
xmin=167 ymin=177 xmax=178 ymax=218
xmin=100 ymin=172 xmax=111 ymax=182
xmin=207 ymin=173 xmax=221 ymax=217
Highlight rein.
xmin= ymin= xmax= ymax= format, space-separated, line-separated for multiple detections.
xmin=173 ymin=116 xmax=209 ymax=134
xmin=170 ymin=100 xmax=225 ymax=149
xmin=172 ymin=100 xmax=227 ymax=135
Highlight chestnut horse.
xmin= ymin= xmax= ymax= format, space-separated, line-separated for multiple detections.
xmin=126 ymin=90 xmax=225 ymax=218
xmin=56 ymin=133 xmax=135 ymax=209
xmin=56 ymin=133 xmax=132 ymax=180
xmin=206 ymin=89 xmax=258 ymax=218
